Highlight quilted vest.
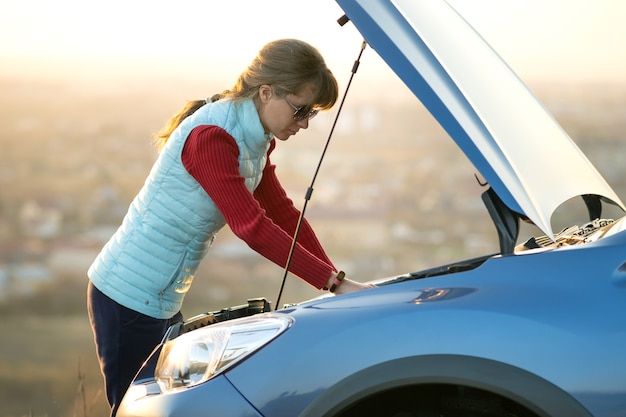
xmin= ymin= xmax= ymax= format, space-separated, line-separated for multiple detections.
xmin=88 ymin=98 xmax=272 ymax=318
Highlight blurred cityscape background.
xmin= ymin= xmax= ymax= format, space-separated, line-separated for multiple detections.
xmin=2 ymin=71 xmax=626 ymax=417
xmin=2 ymin=0 xmax=626 ymax=416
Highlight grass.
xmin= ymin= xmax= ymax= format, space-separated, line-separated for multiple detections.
xmin=0 ymin=313 xmax=110 ymax=417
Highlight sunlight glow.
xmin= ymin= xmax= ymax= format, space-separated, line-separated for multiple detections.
xmin=1 ymin=0 xmax=625 ymax=83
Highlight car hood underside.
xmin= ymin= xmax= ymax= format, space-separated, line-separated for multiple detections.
xmin=336 ymin=0 xmax=625 ymax=239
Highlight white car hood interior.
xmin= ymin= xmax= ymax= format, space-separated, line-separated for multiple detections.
xmin=336 ymin=0 xmax=624 ymax=239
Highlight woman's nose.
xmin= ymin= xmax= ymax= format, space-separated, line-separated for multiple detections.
xmin=297 ymin=118 xmax=310 ymax=129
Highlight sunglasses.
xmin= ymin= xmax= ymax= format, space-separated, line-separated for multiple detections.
xmin=283 ymin=97 xmax=319 ymax=121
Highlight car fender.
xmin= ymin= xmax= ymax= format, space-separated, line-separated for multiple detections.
xmin=299 ymin=354 xmax=593 ymax=417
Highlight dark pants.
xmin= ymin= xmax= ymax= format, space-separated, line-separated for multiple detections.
xmin=87 ymin=280 xmax=183 ymax=417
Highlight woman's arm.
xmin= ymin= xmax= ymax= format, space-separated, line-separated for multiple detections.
xmin=181 ymin=125 xmax=333 ymax=289
xmin=252 ymin=146 xmax=336 ymax=268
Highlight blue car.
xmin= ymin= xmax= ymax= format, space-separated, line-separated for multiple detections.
xmin=117 ymin=1 xmax=626 ymax=416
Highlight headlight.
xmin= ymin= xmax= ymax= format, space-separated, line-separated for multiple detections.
xmin=155 ymin=314 xmax=292 ymax=392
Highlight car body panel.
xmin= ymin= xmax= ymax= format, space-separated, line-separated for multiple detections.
xmin=335 ymin=0 xmax=624 ymax=239
xmin=297 ymin=355 xmax=595 ymax=417
xmin=119 ymin=374 xmax=262 ymax=417
xmin=224 ymin=231 xmax=626 ymax=417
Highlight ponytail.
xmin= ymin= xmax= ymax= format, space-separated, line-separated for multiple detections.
xmin=152 ymin=99 xmax=207 ymax=152
xmin=152 ymin=92 xmax=232 ymax=151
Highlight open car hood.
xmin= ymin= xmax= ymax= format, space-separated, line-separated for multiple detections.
xmin=336 ymin=0 xmax=624 ymax=239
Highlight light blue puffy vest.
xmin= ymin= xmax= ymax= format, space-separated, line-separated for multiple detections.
xmin=88 ymin=98 xmax=272 ymax=319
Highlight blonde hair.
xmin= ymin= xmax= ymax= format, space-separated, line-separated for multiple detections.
xmin=153 ymin=39 xmax=338 ymax=151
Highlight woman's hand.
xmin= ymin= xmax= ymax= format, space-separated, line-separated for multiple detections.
xmin=325 ymin=271 xmax=375 ymax=295
xmin=333 ymin=278 xmax=375 ymax=295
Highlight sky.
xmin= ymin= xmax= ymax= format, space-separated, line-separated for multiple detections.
xmin=1 ymin=0 xmax=626 ymax=84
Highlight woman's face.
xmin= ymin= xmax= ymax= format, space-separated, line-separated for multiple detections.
xmin=257 ymin=84 xmax=317 ymax=141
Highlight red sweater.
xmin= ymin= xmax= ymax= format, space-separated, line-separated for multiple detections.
xmin=181 ymin=125 xmax=336 ymax=289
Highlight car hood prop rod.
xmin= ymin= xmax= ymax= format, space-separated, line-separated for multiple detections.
xmin=275 ymin=33 xmax=367 ymax=310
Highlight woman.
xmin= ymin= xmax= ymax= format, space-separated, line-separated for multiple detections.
xmin=87 ymin=38 xmax=372 ymax=416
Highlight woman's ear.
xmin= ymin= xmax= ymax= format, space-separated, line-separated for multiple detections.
xmin=259 ymin=85 xmax=272 ymax=104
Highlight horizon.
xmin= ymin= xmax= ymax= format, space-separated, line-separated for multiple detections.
xmin=2 ymin=0 xmax=626 ymax=86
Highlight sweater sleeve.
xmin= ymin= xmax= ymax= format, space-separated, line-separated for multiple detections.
xmin=253 ymin=149 xmax=336 ymax=268
xmin=181 ymin=125 xmax=334 ymax=289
